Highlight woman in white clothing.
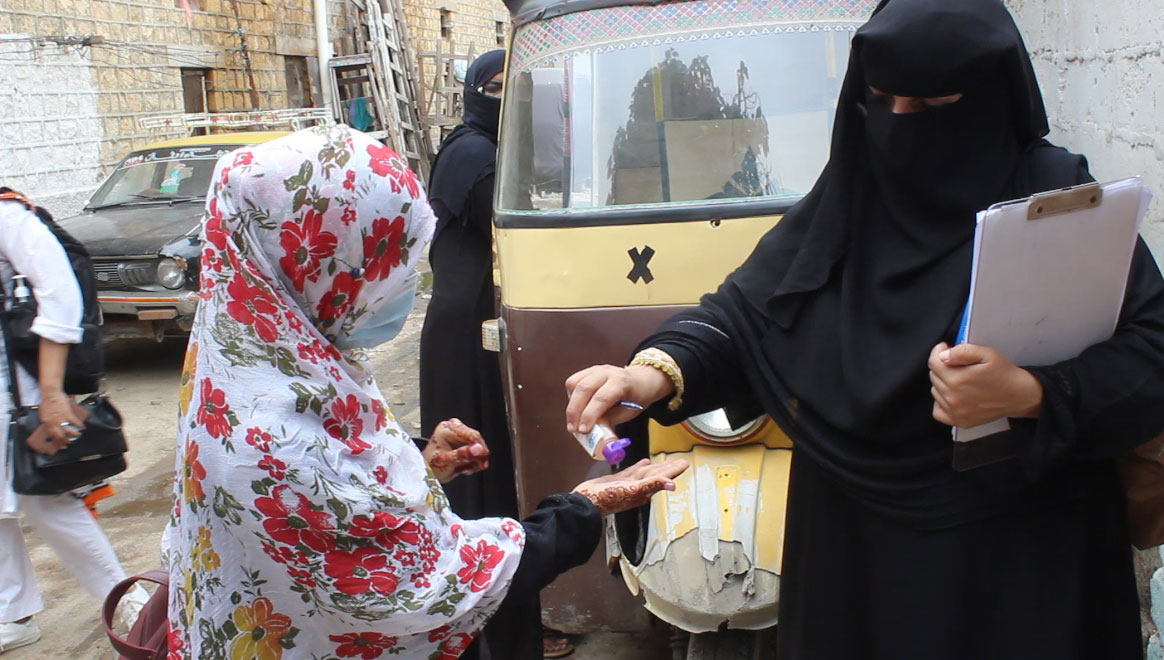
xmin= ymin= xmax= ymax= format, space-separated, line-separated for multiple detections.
xmin=0 ymin=190 xmax=144 ymax=654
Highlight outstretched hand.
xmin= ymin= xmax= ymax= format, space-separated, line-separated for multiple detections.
xmin=424 ymin=418 xmax=490 ymax=483
xmin=573 ymin=458 xmax=690 ymax=516
xmin=928 ymin=342 xmax=1043 ymax=428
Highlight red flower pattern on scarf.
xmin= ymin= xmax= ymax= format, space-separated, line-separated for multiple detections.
xmin=457 ymin=540 xmax=505 ymax=593
xmin=197 ymin=379 xmax=233 ymax=439
xmin=254 ymin=485 xmax=337 ymax=553
xmin=245 ymin=427 xmax=272 ymax=452
xmin=204 ymin=197 xmax=229 ymax=251
xmin=226 ymin=272 xmax=281 ymax=342
xmin=366 ymin=143 xmax=420 ymax=199
xmin=279 ymin=210 xmax=338 ymax=292
xmin=362 ymin=216 xmax=405 ymax=281
xmin=324 ymin=546 xmax=400 ymax=595
xmin=329 ymin=632 xmax=397 ymax=659
xmin=318 ymin=271 xmax=363 ymax=321
xmin=259 ymin=455 xmax=288 ymax=480
xmin=350 ymin=512 xmax=420 ymax=547
xmin=432 ymin=632 xmax=474 ymax=660
xmin=324 ymin=394 xmax=370 ymax=454
xmin=372 ymin=465 xmax=389 ymax=485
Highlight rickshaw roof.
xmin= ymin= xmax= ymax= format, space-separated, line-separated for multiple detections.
xmin=504 ymin=0 xmax=874 ymax=27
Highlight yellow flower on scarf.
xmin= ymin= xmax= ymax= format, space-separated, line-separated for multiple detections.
xmin=193 ymin=526 xmax=221 ymax=572
xmin=179 ymin=342 xmax=199 ymax=417
xmin=229 ymin=597 xmax=292 ymax=660
xmin=182 ymin=569 xmax=196 ymax=626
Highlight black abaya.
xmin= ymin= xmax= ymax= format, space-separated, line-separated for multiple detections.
xmin=631 ymin=0 xmax=1164 ymax=657
xmin=418 ymin=50 xmax=543 ymax=660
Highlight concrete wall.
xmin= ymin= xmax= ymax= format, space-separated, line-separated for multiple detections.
xmin=1005 ymin=0 xmax=1164 ymax=255
xmin=0 ymin=36 xmax=106 ymax=215
xmin=0 ymin=0 xmax=348 ymax=219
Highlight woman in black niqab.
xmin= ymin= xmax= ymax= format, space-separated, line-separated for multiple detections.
xmin=419 ymin=50 xmax=546 ymax=660
xmin=566 ymin=0 xmax=1164 ymax=657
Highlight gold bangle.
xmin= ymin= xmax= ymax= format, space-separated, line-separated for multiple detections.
xmin=629 ymin=347 xmax=685 ymax=411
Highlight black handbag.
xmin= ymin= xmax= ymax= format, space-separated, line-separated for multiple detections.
xmin=9 ymin=394 xmax=128 ymax=495
xmin=2 ymin=286 xmax=127 ymax=496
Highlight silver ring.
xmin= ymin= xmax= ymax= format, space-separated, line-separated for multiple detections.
xmin=66 ymin=436 xmax=77 ymax=444
xmin=59 ymin=421 xmax=71 ymax=427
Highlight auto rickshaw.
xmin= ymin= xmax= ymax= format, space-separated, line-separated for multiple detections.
xmin=487 ymin=0 xmax=877 ymax=656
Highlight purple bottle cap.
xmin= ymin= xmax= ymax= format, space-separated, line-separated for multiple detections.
xmin=602 ymin=437 xmax=632 ymax=464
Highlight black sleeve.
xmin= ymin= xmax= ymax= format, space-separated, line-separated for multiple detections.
xmin=467 ymin=173 xmax=496 ymax=238
xmin=504 ymin=492 xmax=603 ymax=601
xmin=634 ymin=284 xmax=765 ymax=427
xmin=1020 ymin=237 xmax=1164 ymax=473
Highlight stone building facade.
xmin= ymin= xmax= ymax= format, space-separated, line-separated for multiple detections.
xmin=0 ymin=0 xmax=508 ymax=218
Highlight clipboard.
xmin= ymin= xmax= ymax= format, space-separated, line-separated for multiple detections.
xmin=952 ymin=177 xmax=1152 ymax=471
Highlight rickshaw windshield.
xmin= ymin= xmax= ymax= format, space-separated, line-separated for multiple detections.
xmin=497 ymin=1 xmax=864 ymax=216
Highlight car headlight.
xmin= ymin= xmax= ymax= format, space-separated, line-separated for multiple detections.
xmin=156 ymin=258 xmax=186 ymax=289
xmin=682 ymin=408 xmax=767 ymax=444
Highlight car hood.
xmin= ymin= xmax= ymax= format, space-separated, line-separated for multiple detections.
xmin=58 ymin=203 xmax=204 ymax=257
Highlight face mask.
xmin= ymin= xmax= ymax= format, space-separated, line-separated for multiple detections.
xmin=863 ymin=86 xmax=1019 ymax=217
xmin=335 ymin=279 xmax=417 ymax=350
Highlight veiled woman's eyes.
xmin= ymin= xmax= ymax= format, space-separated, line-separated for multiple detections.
xmin=867 ymin=86 xmax=965 ymax=113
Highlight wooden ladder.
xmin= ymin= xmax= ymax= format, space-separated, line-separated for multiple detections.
xmin=327 ymin=53 xmax=393 ymax=141
xmin=325 ymin=0 xmax=432 ymax=181
xmin=368 ymin=0 xmax=432 ymax=180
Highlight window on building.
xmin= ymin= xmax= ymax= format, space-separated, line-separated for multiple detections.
xmin=284 ymin=56 xmax=314 ymax=108
xmin=180 ymin=68 xmax=210 ymax=135
xmin=495 ymin=21 xmax=506 ymax=47
xmin=440 ymin=9 xmax=452 ymax=39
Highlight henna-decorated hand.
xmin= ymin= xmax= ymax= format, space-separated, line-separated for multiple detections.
xmin=424 ymin=418 xmax=490 ymax=483
xmin=573 ymin=458 xmax=689 ymax=516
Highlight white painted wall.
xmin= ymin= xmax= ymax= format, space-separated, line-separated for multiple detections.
xmin=0 ymin=35 xmax=106 ymax=219
xmin=1005 ymin=0 xmax=1164 ymax=256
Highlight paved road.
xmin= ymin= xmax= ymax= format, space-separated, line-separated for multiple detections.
xmin=7 ymin=293 xmax=674 ymax=659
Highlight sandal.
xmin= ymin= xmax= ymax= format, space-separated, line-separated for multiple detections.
xmin=543 ymin=634 xmax=574 ymax=658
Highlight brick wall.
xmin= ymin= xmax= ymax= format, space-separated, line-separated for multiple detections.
xmin=401 ymin=0 xmax=509 ymax=57
xmin=0 ymin=0 xmax=350 ymax=218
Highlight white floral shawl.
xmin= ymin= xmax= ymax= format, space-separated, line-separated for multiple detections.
xmin=166 ymin=125 xmax=524 ymax=660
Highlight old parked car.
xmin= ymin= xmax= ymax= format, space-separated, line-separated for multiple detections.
xmin=58 ymin=132 xmax=288 ymax=340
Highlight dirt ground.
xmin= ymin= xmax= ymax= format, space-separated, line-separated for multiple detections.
xmin=6 ymin=292 xmax=674 ymax=660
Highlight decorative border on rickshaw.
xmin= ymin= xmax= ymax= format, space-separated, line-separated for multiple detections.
xmin=509 ymin=0 xmax=876 ymax=72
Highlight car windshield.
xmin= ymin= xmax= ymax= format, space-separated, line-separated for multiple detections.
xmin=86 ymin=145 xmax=240 ymax=209
xmin=497 ymin=1 xmax=866 ymax=214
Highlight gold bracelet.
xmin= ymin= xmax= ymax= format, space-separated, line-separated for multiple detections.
xmin=629 ymin=347 xmax=685 ymax=411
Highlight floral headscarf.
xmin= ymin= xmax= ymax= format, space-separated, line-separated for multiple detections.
xmin=167 ymin=125 xmax=524 ymax=660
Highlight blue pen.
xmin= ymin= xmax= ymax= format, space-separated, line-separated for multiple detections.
xmin=955 ymin=302 xmax=971 ymax=345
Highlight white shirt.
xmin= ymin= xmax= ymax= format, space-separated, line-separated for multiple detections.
xmin=0 ymin=199 xmax=84 ymax=515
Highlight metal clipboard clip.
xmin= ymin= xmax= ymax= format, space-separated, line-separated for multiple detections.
xmin=1027 ymin=182 xmax=1103 ymax=220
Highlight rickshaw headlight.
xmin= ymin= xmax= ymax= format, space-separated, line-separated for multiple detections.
xmin=156 ymin=258 xmax=186 ymax=289
xmin=682 ymin=409 xmax=766 ymax=444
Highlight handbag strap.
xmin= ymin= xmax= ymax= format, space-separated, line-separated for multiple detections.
xmin=102 ymin=570 xmax=170 ymax=660
xmin=0 ymin=284 xmax=23 ymax=410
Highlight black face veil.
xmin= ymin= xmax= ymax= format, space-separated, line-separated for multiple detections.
xmin=427 ymin=49 xmax=507 ymax=226
xmin=716 ymin=0 xmax=1062 ymax=522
